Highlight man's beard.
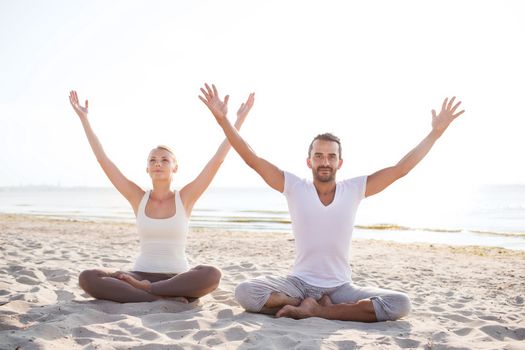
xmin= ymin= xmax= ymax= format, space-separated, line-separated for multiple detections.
xmin=313 ymin=166 xmax=336 ymax=182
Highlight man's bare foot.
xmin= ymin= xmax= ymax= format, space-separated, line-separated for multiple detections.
xmin=265 ymin=292 xmax=301 ymax=308
xmin=116 ymin=273 xmax=152 ymax=292
xmin=259 ymin=292 xmax=302 ymax=315
xmin=276 ymin=297 xmax=321 ymax=319
xmin=318 ymin=295 xmax=333 ymax=307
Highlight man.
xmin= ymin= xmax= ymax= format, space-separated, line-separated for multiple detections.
xmin=199 ymin=84 xmax=464 ymax=322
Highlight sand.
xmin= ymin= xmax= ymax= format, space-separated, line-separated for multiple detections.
xmin=0 ymin=213 xmax=524 ymax=349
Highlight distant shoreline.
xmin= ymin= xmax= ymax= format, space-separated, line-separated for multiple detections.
xmin=2 ymin=212 xmax=524 ymax=251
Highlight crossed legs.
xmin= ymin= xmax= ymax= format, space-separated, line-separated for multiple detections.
xmin=79 ymin=265 xmax=221 ymax=303
xmin=235 ymin=275 xmax=411 ymax=322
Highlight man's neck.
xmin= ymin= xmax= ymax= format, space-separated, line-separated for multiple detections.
xmin=313 ymin=181 xmax=337 ymax=206
xmin=313 ymin=180 xmax=337 ymax=196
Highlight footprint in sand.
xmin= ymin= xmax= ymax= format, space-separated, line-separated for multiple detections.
xmin=429 ymin=306 xmax=445 ymax=312
xmin=193 ymin=329 xmax=218 ymax=342
xmin=165 ymin=329 xmax=193 ymax=340
xmin=15 ymin=276 xmax=41 ymax=285
xmin=211 ymin=290 xmax=231 ymax=302
xmin=41 ymin=268 xmax=72 ymax=283
xmin=217 ymin=308 xmax=234 ymax=319
xmin=457 ymin=310 xmax=473 ymax=317
xmin=26 ymin=241 xmax=43 ymax=249
xmin=478 ymin=315 xmax=503 ymax=321
xmin=17 ymin=286 xmax=57 ymax=304
xmin=453 ymin=327 xmax=473 ymax=336
xmin=224 ymin=326 xmax=248 ymax=341
xmin=480 ymin=325 xmax=525 ymax=341
xmin=221 ymin=265 xmax=240 ymax=271
xmin=448 ymin=302 xmax=465 ymax=309
xmin=0 ymin=287 xmax=10 ymax=297
xmin=0 ymin=314 xmax=27 ymax=331
xmin=7 ymin=265 xmax=24 ymax=273
xmin=232 ymin=274 xmax=248 ymax=282
xmin=55 ymin=289 xmax=76 ymax=302
xmin=333 ymin=340 xmax=359 ymax=348
xmin=507 ymin=295 xmax=524 ymax=306
xmin=393 ymin=337 xmax=421 ymax=348
xmin=442 ymin=313 xmax=473 ymax=323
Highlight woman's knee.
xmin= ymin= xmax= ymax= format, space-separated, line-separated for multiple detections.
xmin=78 ymin=269 xmax=101 ymax=294
xmin=78 ymin=269 xmax=116 ymax=296
xmin=195 ymin=265 xmax=222 ymax=286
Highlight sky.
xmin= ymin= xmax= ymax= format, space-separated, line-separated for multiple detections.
xmin=1 ymin=0 xmax=524 ymax=192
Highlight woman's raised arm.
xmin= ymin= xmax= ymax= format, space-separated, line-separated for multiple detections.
xmin=69 ymin=90 xmax=144 ymax=213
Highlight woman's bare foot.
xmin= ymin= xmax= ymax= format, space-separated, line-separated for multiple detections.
xmin=116 ymin=273 xmax=152 ymax=292
xmin=163 ymin=296 xmax=190 ymax=304
xmin=276 ymin=297 xmax=321 ymax=319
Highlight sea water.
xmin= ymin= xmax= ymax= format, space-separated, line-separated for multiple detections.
xmin=1 ymin=185 xmax=524 ymax=250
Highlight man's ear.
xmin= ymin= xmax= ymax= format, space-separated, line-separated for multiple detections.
xmin=306 ymin=157 xmax=312 ymax=169
xmin=337 ymin=158 xmax=343 ymax=169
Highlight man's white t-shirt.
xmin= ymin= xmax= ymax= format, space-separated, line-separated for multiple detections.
xmin=283 ymin=171 xmax=367 ymax=288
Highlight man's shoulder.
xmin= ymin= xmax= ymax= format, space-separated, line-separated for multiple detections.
xmin=284 ymin=171 xmax=310 ymax=194
xmin=340 ymin=175 xmax=367 ymax=185
xmin=339 ymin=176 xmax=368 ymax=198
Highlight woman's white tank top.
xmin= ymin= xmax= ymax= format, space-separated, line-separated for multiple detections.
xmin=132 ymin=190 xmax=190 ymax=273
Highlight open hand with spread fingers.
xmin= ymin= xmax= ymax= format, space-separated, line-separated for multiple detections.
xmin=69 ymin=90 xmax=89 ymax=120
xmin=199 ymin=83 xmax=229 ymax=124
xmin=431 ymin=97 xmax=465 ymax=135
xmin=236 ymin=92 xmax=255 ymax=124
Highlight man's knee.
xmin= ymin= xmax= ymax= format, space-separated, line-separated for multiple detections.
xmin=371 ymin=292 xmax=412 ymax=321
xmin=384 ymin=293 xmax=412 ymax=320
xmin=234 ymin=281 xmax=262 ymax=312
xmin=394 ymin=293 xmax=412 ymax=319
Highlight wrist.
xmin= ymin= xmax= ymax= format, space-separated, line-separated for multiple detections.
xmin=234 ymin=117 xmax=245 ymax=127
xmin=429 ymin=128 xmax=444 ymax=139
xmin=217 ymin=116 xmax=230 ymax=128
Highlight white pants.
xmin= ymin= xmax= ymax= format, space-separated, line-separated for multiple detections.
xmin=235 ymin=275 xmax=411 ymax=321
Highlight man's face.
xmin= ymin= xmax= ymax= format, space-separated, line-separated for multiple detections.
xmin=307 ymin=140 xmax=343 ymax=182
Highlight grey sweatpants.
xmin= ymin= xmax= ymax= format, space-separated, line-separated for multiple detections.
xmin=235 ymin=275 xmax=411 ymax=321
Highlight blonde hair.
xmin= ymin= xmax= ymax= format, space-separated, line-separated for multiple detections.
xmin=149 ymin=145 xmax=177 ymax=163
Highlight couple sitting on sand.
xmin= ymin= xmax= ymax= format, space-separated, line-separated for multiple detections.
xmin=69 ymin=84 xmax=464 ymax=322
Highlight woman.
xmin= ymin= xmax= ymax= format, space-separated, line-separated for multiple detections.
xmin=69 ymin=84 xmax=254 ymax=303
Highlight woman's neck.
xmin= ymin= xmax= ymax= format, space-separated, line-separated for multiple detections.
xmin=150 ymin=182 xmax=173 ymax=201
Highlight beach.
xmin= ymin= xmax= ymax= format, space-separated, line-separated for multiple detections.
xmin=0 ymin=214 xmax=524 ymax=349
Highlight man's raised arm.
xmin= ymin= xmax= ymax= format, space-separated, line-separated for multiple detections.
xmin=365 ymin=97 xmax=465 ymax=197
xmin=199 ymin=83 xmax=285 ymax=193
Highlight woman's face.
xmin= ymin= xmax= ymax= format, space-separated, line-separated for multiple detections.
xmin=146 ymin=148 xmax=177 ymax=181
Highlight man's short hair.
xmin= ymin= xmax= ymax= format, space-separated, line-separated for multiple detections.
xmin=308 ymin=133 xmax=342 ymax=158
